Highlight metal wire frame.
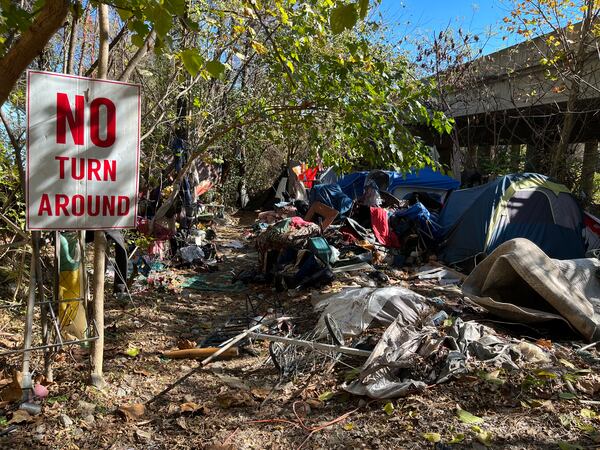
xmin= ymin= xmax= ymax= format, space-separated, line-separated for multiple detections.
xmin=264 ymin=315 xmax=352 ymax=380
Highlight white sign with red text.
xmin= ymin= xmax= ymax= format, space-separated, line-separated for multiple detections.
xmin=26 ymin=70 xmax=141 ymax=230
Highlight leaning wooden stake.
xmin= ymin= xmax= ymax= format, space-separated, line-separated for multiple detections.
xmin=90 ymin=3 xmax=110 ymax=389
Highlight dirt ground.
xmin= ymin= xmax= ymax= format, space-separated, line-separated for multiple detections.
xmin=1 ymin=214 xmax=600 ymax=449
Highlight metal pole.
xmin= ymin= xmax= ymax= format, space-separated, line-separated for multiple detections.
xmin=21 ymin=231 xmax=39 ymax=400
xmin=147 ymin=320 xmax=284 ymax=405
xmin=247 ymin=333 xmax=372 ymax=358
xmin=36 ymin=230 xmax=49 ymax=381
xmin=1 ymin=335 xmax=99 ymax=357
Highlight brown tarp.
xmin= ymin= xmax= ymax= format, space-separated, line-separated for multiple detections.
xmin=462 ymin=238 xmax=600 ymax=342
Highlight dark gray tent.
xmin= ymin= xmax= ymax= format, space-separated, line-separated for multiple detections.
xmin=438 ymin=173 xmax=585 ymax=265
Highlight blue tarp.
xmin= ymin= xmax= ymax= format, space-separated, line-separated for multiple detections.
xmin=309 ymin=184 xmax=353 ymax=216
xmin=391 ymin=202 xmax=443 ymax=243
xmin=337 ymin=167 xmax=460 ymax=200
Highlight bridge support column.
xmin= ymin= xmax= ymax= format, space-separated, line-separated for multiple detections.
xmin=477 ymin=145 xmax=492 ymax=171
xmin=525 ymin=143 xmax=543 ymax=172
xmin=581 ymin=141 xmax=599 ymax=205
xmin=463 ymin=146 xmax=477 ymax=170
xmin=510 ymin=144 xmax=522 ymax=172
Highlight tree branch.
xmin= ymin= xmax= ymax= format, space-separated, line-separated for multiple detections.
xmin=118 ymin=30 xmax=156 ymax=82
xmin=0 ymin=0 xmax=70 ymax=106
xmin=0 ymin=108 xmax=25 ymax=194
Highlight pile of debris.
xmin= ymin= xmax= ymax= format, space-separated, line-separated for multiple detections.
xmin=216 ymin=167 xmax=600 ymax=401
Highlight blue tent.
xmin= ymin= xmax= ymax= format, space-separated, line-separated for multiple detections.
xmin=337 ymin=167 xmax=460 ymax=200
xmin=438 ymin=173 xmax=585 ymax=264
xmin=309 ymin=183 xmax=353 ymax=216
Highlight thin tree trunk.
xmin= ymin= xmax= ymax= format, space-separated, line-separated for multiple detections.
xmin=84 ymin=22 xmax=128 ymax=77
xmin=0 ymin=0 xmax=70 ymax=106
xmin=552 ymin=88 xmax=579 ymax=181
xmin=550 ymin=6 xmax=594 ymax=182
xmin=66 ymin=6 xmax=79 ymax=75
xmin=90 ymin=3 xmax=109 ymax=390
xmin=97 ymin=6 xmax=109 ymax=79
xmin=581 ymin=141 xmax=599 ymax=205
xmin=77 ymin=3 xmax=91 ymax=76
xmin=118 ymin=30 xmax=156 ymax=82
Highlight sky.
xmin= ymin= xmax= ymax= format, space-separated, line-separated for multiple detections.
xmin=375 ymin=0 xmax=516 ymax=55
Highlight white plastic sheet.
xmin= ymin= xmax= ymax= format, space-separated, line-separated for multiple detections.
xmin=313 ymin=286 xmax=432 ymax=338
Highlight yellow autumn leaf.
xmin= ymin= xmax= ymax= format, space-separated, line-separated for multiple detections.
xmin=251 ymin=41 xmax=268 ymax=55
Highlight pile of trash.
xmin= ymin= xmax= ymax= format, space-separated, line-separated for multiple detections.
xmin=126 ymin=212 xmax=250 ymax=295
xmin=244 ymin=168 xmax=458 ymax=293
xmin=232 ymin=245 xmax=600 ymax=400
xmin=222 ymin=167 xmax=600 ymax=400
xmin=132 ymin=165 xmax=600 ymax=404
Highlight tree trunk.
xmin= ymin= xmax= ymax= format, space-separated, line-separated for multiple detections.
xmin=581 ymin=141 xmax=599 ymax=205
xmin=90 ymin=3 xmax=109 ymax=390
xmin=551 ymin=89 xmax=579 ymax=182
xmin=77 ymin=3 xmax=91 ymax=76
xmin=0 ymin=0 xmax=70 ymax=106
xmin=66 ymin=6 xmax=79 ymax=76
xmin=549 ymin=6 xmax=594 ymax=183
xmin=84 ymin=22 xmax=128 ymax=77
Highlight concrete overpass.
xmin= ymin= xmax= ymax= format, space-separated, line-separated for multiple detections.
xmin=424 ymin=23 xmax=600 ymax=174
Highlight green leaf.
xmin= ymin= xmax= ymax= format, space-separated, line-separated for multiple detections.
xmin=116 ymin=8 xmax=132 ymax=21
xmin=0 ymin=416 xmax=7 ymax=426
xmin=318 ymin=391 xmax=334 ymax=401
xmin=358 ymin=0 xmax=369 ymax=19
xmin=559 ymin=392 xmax=578 ymax=400
xmin=153 ymin=7 xmax=172 ymax=37
xmin=575 ymin=419 xmax=595 ymax=432
xmin=286 ymin=59 xmax=295 ymax=74
xmin=131 ymin=33 xmax=145 ymax=48
xmin=125 ymin=347 xmax=140 ymax=357
xmin=383 ymin=401 xmax=394 ymax=416
xmin=330 ymin=3 xmax=358 ymax=34
xmin=343 ymin=422 xmax=354 ymax=431
xmin=474 ymin=429 xmax=493 ymax=447
xmin=344 ymin=368 xmax=360 ymax=382
xmin=559 ymin=414 xmax=572 ymax=427
xmin=448 ymin=433 xmax=465 ymax=444
xmin=580 ymin=408 xmax=597 ymax=419
xmin=205 ymin=59 xmax=226 ymax=78
xmin=563 ymin=372 xmax=580 ymax=383
xmin=457 ymin=408 xmax=484 ymax=424
xmin=278 ymin=4 xmax=290 ymax=24
xmin=164 ymin=0 xmax=186 ymax=15
xmin=180 ymin=49 xmax=205 ymax=76
xmin=559 ymin=359 xmax=577 ymax=369
xmin=422 ymin=432 xmax=441 ymax=443
xmin=535 ymin=370 xmax=557 ymax=379
xmin=47 ymin=395 xmax=69 ymax=404
xmin=251 ymin=41 xmax=268 ymax=55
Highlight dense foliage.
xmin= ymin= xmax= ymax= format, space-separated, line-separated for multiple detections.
xmin=0 ymin=0 xmax=452 ymax=208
